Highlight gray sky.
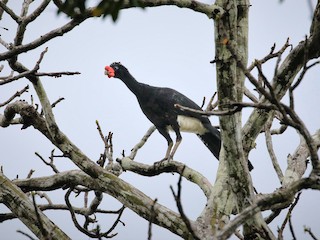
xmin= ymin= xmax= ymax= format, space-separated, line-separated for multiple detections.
xmin=1 ymin=0 xmax=319 ymax=239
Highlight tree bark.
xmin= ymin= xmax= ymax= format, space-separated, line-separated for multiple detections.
xmin=209 ymin=0 xmax=274 ymax=239
xmin=0 ymin=172 xmax=70 ymax=240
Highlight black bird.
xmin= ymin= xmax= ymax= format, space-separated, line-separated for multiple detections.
xmin=104 ymin=62 xmax=253 ymax=170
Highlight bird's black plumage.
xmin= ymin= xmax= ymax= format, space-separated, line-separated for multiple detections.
xmin=105 ymin=62 xmax=253 ymax=170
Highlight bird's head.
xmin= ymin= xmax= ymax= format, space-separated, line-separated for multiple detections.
xmin=104 ymin=62 xmax=128 ymax=79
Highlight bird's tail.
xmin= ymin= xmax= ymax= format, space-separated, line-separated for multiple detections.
xmin=197 ymin=125 xmax=221 ymax=160
xmin=198 ymin=125 xmax=254 ymax=171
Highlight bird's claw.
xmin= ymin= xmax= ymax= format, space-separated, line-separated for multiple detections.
xmin=154 ymin=157 xmax=172 ymax=166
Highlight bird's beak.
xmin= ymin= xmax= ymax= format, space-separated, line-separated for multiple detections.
xmin=104 ymin=66 xmax=115 ymax=78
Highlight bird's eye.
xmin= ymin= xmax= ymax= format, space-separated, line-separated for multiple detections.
xmin=111 ymin=63 xmax=119 ymax=70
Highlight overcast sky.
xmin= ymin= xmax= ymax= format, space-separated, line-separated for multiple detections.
xmin=1 ymin=0 xmax=319 ymax=239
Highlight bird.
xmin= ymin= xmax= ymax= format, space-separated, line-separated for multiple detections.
xmin=104 ymin=62 xmax=253 ymax=171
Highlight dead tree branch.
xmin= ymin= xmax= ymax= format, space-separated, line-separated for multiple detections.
xmin=65 ymin=188 xmax=119 ymax=239
xmin=0 ymin=85 xmax=29 ymax=107
xmin=35 ymin=151 xmax=60 ymax=173
xmin=129 ymin=125 xmax=156 ymax=160
xmin=16 ymin=230 xmax=37 ymax=240
xmin=265 ymin=118 xmax=284 ymax=183
xmin=278 ymin=192 xmax=301 ymax=239
xmin=119 ymin=157 xmax=212 ymax=198
xmin=247 ymin=38 xmax=292 ymax=72
xmin=227 ymin=42 xmax=320 ymax=171
xmin=0 ymin=8 xmax=94 ymax=61
xmin=0 ymin=172 xmax=70 ymax=239
xmin=242 ymin=1 xmax=320 ymax=161
xmin=218 ymin=175 xmax=320 ymax=240
xmin=304 ymin=226 xmax=319 ymax=240
xmin=96 ymin=120 xmax=114 ymax=168
xmin=148 ymin=198 xmax=158 ymax=240
xmin=170 ymin=167 xmax=200 ymax=240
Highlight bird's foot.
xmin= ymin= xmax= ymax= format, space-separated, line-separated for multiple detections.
xmin=154 ymin=157 xmax=172 ymax=166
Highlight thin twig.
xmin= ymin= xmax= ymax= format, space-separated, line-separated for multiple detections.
xmin=244 ymin=87 xmax=258 ymax=103
xmin=264 ymin=209 xmax=282 ymax=224
xmin=35 ymin=151 xmax=59 ymax=173
xmin=227 ymin=41 xmax=320 ymax=169
xmin=34 ymin=71 xmax=81 ymax=77
xmin=270 ymin=124 xmax=288 ymax=135
xmin=304 ymin=226 xmax=319 ymax=240
xmin=265 ymin=118 xmax=284 ymax=183
xmin=129 ymin=125 xmax=156 ymax=160
xmin=205 ymin=92 xmax=218 ymax=111
xmin=170 ymin=166 xmax=200 ymax=240
xmin=0 ymin=85 xmax=29 ymax=107
xmin=39 ymin=97 xmax=65 ymax=116
xmin=65 ymin=188 xmax=122 ymax=239
xmin=175 ymin=101 xmax=279 ymax=117
xmin=289 ymin=60 xmax=320 ymax=108
xmin=51 ymin=97 xmax=65 ymax=108
xmin=234 ymin=230 xmax=244 ymax=240
xmin=0 ymin=1 xmax=19 ymax=23
xmin=96 ymin=120 xmax=113 ymax=167
xmin=0 ymin=70 xmax=80 ymax=85
xmin=24 ymin=0 xmax=51 ymax=25
xmin=26 ymin=169 xmax=35 ymax=179
xmin=1 ymin=47 xmax=49 ymax=85
xmin=86 ymin=191 xmax=103 ymax=216
xmin=288 ymin=216 xmax=297 ymax=240
xmin=278 ymin=192 xmax=301 ymax=239
xmin=35 ymin=191 xmax=53 ymax=205
xmin=148 ymin=198 xmax=158 ymax=240
xmin=103 ymin=206 xmax=125 ymax=237
xmin=16 ymin=230 xmax=37 ymax=240
xmin=247 ymin=38 xmax=292 ymax=72
xmin=96 ymin=120 xmax=108 ymax=146
xmin=31 ymin=193 xmax=48 ymax=238
xmin=65 ymin=188 xmax=101 ymax=238
xmin=66 ymin=189 xmax=101 ymax=237
xmin=200 ymin=96 xmax=206 ymax=109
xmin=175 ymin=103 xmax=241 ymax=116
xmin=1 ymin=203 xmax=127 ymax=223
xmin=0 ymin=9 xmax=93 ymax=61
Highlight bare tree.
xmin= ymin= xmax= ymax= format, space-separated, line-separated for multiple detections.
xmin=1 ymin=0 xmax=320 ymax=239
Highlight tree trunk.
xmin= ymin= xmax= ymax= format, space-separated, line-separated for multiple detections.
xmin=212 ymin=0 xmax=274 ymax=239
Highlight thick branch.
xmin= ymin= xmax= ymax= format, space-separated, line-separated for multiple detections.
xmin=121 ymin=0 xmax=225 ymax=19
xmin=119 ymin=157 xmax=212 ymax=198
xmin=218 ymin=175 xmax=320 ymax=240
xmin=0 ymin=172 xmax=70 ymax=240
xmin=13 ymin=170 xmax=193 ymax=239
xmin=282 ymin=129 xmax=320 ymax=187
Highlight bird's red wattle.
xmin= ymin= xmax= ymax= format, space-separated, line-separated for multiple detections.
xmin=104 ymin=66 xmax=115 ymax=78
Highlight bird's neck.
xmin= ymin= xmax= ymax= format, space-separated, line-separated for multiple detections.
xmin=119 ymin=72 xmax=145 ymax=96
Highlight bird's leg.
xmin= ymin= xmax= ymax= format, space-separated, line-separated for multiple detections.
xmin=154 ymin=142 xmax=173 ymax=166
xmin=164 ymin=141 xmax=173 ymax=160
xmin=154 ymin=128 xmax=173 ymax=164
xmin=169 ymin=139 xmax=181 ymax=159
xmin=169 ymin=133 xmax=182 ymax=159
xmin=165 ymin=126 xmax=182 ymax=160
